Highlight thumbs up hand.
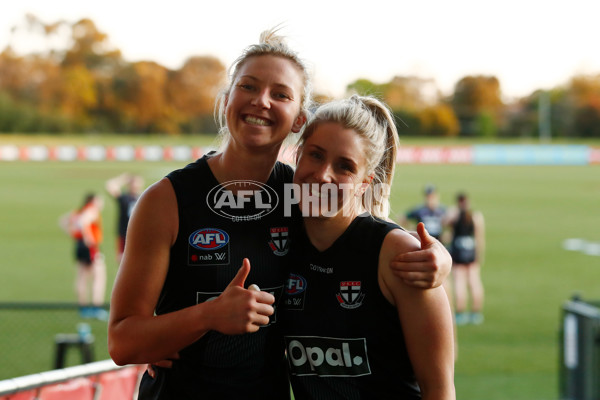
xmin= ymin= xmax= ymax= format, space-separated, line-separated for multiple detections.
xmin=207 ymin=258 xmax=275 ymax=334
xmin=390 ymin=223 xmax=452 ymax=289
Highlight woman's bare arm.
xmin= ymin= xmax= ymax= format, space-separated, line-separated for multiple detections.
xmin=108 ymin=179 xmax=274 ymax=365
xmin=379 ymin=229 xmax=455 ymax=400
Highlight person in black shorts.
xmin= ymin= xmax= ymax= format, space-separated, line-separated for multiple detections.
xmin=59 ymin=193 xmax=108 ymax=320
xmin=281 ymin=95 xmax=455 ymax=399
xmin=108 ymin=29 xmax=453 ymax=400
xmin=446 ymin=192 xmax=486 ymax=325
xmin=105 ymin=173 xmax=144 ymax=264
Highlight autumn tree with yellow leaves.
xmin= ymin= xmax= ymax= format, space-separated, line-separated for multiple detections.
xmin=0 ymin=14 xmax=225 ymax=134
xmin=347 ymin=76 xmax=460 ymax=137
xmin=2 ymin=14 xmax=600 ymax=137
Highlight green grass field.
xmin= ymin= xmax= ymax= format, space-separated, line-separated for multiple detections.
xmin=1 ymin=137 xmax=599 ymax=399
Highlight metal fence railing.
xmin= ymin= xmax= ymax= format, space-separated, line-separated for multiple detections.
xmin=0 ymin=359 xmax=143 ymax=399
xmin=0 ymin=303 xmax=110 ymax=380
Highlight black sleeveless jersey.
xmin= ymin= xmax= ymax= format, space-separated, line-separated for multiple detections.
xmin=138 ymin=155 xmax=300 ymax=400
xmin=281 ymin=214 xmax=421 ymax=400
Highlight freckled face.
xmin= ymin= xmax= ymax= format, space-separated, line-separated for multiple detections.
xmin=225 ymin=55 xmax=306 ymax=151
xmin=294 ymin=122 xmax=371 ymax=218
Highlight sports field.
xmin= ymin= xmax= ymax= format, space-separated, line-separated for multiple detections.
xmin=1 ymin=137 xmax=599 ymax=399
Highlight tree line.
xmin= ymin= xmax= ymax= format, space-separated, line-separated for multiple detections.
xmin=1 ymin=14 xmax=599 ymax=138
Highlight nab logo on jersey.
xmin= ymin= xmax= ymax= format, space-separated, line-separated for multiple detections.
xmin=189 ymin=228 xmax=229 ymax=250
xmin=206 ymin=180 xmax=279 ymax=222
xmin=286 ymin=273 xmax=307 ymax=295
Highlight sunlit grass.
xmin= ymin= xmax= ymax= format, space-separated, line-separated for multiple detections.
xmin=1 ymin=139 xmax=599 ymax=398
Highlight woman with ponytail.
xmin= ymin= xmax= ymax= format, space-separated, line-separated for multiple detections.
xmin=446 ymin=192 xmax=486 ymax=325
xmin=282 ymin=95 xmax=455 ymax=399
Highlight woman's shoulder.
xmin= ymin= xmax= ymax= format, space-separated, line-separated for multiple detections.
xmin=355 ymin=214 xmax=404 ymax=237
xmin=136 ymin=178 xmax=176 ymax=209
xmin=381 ymin=227 xmax=420 ymax=255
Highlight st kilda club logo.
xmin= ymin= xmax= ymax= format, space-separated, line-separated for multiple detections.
xmin=206 ymin=180 xmax=279 ymax=222
xmin=336 ymin=281 xmax=365 ymax=309
xmin=269 ymin=227 xmax=289 ymax=256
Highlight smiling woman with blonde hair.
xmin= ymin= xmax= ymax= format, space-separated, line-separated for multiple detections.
xmin=282 ymin=95 xmax=455 ymax=400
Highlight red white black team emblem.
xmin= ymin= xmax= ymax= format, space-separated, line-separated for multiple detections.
xmin=336 ymin=281 xmax=365 ymax=309
xmin=269 ymin=227 xmax=289 ymax=256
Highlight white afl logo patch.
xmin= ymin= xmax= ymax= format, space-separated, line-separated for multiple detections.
xmin=206 ymin=180 xmax=279 ymax=221
xmin=189 ymin=228 xmax=229 ymax=250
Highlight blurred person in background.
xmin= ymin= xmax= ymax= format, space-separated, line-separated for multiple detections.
xmin=400 ymin=184 xmax=456 ymax=332
xmin=400 ymin=184 xmax=446 ymax=241
xmin=446 ymin=192 xmax=485 ymax=325
xmin=105 ymin=173 xmax=145 ymax=264
xmin=399 ymin=184 xmax=461 ymax=358
xmin=59 ymin=193 xmax=108 ymax=321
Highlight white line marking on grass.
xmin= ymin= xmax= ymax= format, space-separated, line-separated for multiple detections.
xmin=563 ymin=238 xmax=600 ymax=256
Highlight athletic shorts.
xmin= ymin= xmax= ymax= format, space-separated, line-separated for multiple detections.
xmin=450 ymin=235 xmax=476 ymax=265
xmin=75 ymin=240 xmax=93 ymax=266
